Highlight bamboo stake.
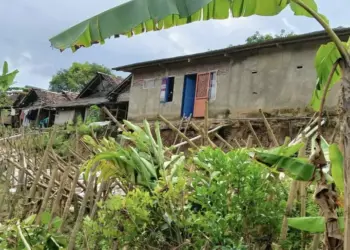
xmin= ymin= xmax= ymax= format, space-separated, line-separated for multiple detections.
xmin=299 ymin=137 xmax=307 ymax=249
xmin=59 ymin=168 xmax=81 ymax=233
xmin=176 ymin=115 xmax=192 ymax=154
xmin=36 ymin=159 xmax=59 ymax=224
xmin=49 ymin=160 xmax=73 ymax=224
xmin=0 ymin=162 xmax=13 ymax=211
xmin=48 ymin=153 xmax=86 ymax=190
xmin=246 ymin=135 xmax=253 ymax=148
xmin=172 ymin=125 xmax=222 ymax=149
xmin=234 ymin=139 xmax=241 ymax=148
xmin=278 ymin=140 xmax=306 ymax=248
xmin=204 ymin=100 xmax=209 ymax=146
xmin=23 ymin=127 xmax=56 ymax=218
xmin=102 ymin=106 xmax=126 ymax=132
xmin=214 ymin=132 xmax=233 ymax=150
xmin=9 ymin=151 xmax=26 ymax=219
xmin=158 ymin=114 xmax=199 ymax=149
xmin=90 ymin=181 xmax=107 ymax=219
xmin=190 ymin=122 xmax=217 ymax=148
xmin=246 ymin=121 xmax=263 ymax=147
xmin=172 ymin=117 xmax=184 ymax=145
xmin=259 ymin=109 xmax=279 ymax=146
xmin=67 ymin=165 xmax=97 ymax=250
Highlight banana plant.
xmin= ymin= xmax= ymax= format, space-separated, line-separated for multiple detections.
xmin=83 ymin=119 xmax=184 ymax=191
xmin=0 ymin=61 xmax=19 ymax=92
xmin=252 ymin=136 xmax=345 ymax=249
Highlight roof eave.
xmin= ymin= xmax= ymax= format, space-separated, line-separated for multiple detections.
xmin=112 ymin=28 xmax=350 ymax=72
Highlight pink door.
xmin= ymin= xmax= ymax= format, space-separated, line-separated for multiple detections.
xmin=193 ymin=72 xmax=210 ymax=118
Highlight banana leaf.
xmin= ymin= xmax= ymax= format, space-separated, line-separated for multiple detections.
xmin=253 ymin=152 xmax=315 ymax=181
xmin=310 ymin=42 xmax=349 ymax=110
xmin=288 ymin=216 xmax=344 ymax=233
xmin=329 ymin=144 xmax=344 ymax=194
xmin=0 ymin=61 xmax=19 ymax=92
xmin=266 ymin=142 xmax=304 ymax=157
xmin=49 ymin=0 xmax=321 ymax=52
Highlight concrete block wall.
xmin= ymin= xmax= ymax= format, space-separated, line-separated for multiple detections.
xmin=127 ymin=42 xmax=340 ymax=121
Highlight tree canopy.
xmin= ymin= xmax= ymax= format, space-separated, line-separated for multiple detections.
xmin=49 ymin=62 xmax=113 ymax=92
xmin=245 ymin=29 xmax=295 ymax=44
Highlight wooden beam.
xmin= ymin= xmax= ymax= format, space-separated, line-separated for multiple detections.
xmin=158 ymin=114 xmax=199 ymax=149
xmin=246 ymin=121 xmax=263 ymax=147
xmin=259 ymin=109 xmax=279 ymax=146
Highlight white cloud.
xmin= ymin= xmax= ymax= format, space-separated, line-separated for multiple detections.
xmin=282 ymin=18 xmax=299 ymax=33
xmin=5 ymin=54 xmax=51 ymax=88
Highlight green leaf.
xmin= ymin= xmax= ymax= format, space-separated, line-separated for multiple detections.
xmin=23 ymin=214 xmax=36 ymax=225
xmin=329 ymin=144 xmax=344 ymax=194
xmin=288 ymin=216 xmax=344 ymax=233
xmin=290 ymin=0 xmax=317 ymax=18
xmin=267 ymin=142 xmax=304 ymax=157
xmin=40 ymin=211 xmax=52 ymax=225
xmin=51 ymin=217 xmax=63 ymax=230
xmin=288 ymin=217 xmax=325 ymax=233
xmin=253 ymin=152 xmax=315 ymax=181
xmin=50 ymin=0 xmax=290 ymax=51
xmin=310 ymin=42 xmax=346 ymax=110
xmin=2 ymin=61 xmax=8 ymax=75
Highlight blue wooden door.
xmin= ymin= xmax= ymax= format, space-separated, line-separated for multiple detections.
xmin=181 ymin=75 xmax=196 ymax=117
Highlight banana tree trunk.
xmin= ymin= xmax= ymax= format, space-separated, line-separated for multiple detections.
xmin=341 ymin=65 xmax=350 ymax=250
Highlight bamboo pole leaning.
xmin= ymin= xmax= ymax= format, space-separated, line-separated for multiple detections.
xmin=22 ymin=127 xmax=57 ymax=219
xmin=158 ymin=114 xmax=199 ymax=150
xmin=59 ymin=168 xmax=81 ymax=233
xmin=67 ymin=165 xmax=97 ymax=250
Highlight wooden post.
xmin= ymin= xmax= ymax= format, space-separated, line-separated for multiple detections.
xmin=176 ymin=115 xmax=192 ymax=154
xmin=67 ymin=165 xmax=97 ymax=250
xmin=59 ymin=168 xmax=81 ymax=233
xmin=35 ymin=108 xmax=42 ymax=128
xmin=246 ymin=135 xmax=253 ymax=148
xmin=158 ymin=114 xmax=199 ymax=150
xmin=246 ymin=121 xmax=263 ymax=147
xmin=259 ymin=109 xmax=279 ymax=146
xmin=22 ymin=127 xmax=56 ymax=219
xmin=102 ymin=106 xmax=126 ymax=132
xmin=215 ymin=133 xmax=233 ymax=150
xmin=172 ymin=117 xmax=184 ymax=145
xmin=204 ymin=100 xmax=209 ymax=145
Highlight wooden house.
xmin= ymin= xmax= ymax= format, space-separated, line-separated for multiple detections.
xmin=51 ymin=72 xmax=129 ymax=125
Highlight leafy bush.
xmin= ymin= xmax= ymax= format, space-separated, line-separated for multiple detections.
xmin=187 ymin=148 xmax=287 ymax=249
xmin=0 ymin=213 xmax=66 ymax=249
xmin=81 ymin=145 xmax=287 ymax=249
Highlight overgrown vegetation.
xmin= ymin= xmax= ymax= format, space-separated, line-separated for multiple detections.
xmin=1 ymin=0 xmax=350 ymax=249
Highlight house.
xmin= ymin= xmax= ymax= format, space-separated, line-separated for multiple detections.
xmin=112 ymin=28 xmax=350 ymax=122
xmin=16 ymin=88 xmax=76 ymax=127
xmin=106 ymin=74 xmax=132 ymax=121
xmin=51 ymin=72 xmax=127 ymax=125
xmin=0 ymin=91 xmax=27 ymax=126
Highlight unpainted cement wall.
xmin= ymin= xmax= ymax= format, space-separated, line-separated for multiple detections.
xmin=127 ymin=42 xmax=340 ymax=121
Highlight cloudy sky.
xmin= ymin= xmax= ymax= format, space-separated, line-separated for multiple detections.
xmin=1 ymin=0 xmax=349 ymax=89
